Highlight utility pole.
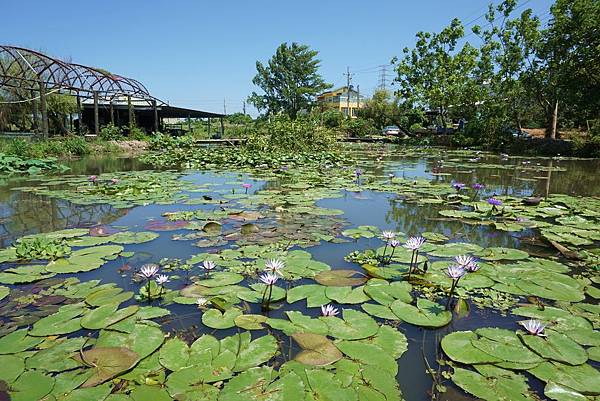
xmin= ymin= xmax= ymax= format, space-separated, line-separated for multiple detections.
xmin=344 ymin=66 xmax=354 ymax=118
xmin=223 ymin=98 xmax=227 ymax=115
xmin=378 ymin=64 xmax=388 ymax=91
xmin=242 ymin=101 xmax=246 ymax=115
xmin=357 ymin=85 xmax=360 ymax=110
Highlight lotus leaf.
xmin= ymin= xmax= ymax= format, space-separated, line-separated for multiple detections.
xmin=292 ymin=333 xmax=342 ymax=366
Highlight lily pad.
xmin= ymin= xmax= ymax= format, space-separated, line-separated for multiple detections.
xmin=390 ymin=298 xmax=452 ymax=328
xmin=292 ymin=333 xmax=342 ymax=366
xmin=74 ymin=346 xmax=140 ymax=387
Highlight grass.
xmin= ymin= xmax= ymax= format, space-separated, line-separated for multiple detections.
xmin=0 ymin=137 xmax=121 ymax=159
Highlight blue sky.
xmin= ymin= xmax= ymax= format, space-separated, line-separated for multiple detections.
xmin=2 ymin=0 xmax=553 ymax=115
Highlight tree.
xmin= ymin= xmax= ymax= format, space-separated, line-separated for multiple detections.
xmin=393 ymin=19 xmax=480 ymax=130
xmin=529 ymin=0 xmax=600 ymax=137
xmin=472 ymin=0 xmax=542 ymax=135
xmin=248 ymin=42 xmax=331 ymax=119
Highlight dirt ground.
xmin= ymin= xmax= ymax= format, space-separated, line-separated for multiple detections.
xmin=108 ymin=140 xmax=149 ymax=154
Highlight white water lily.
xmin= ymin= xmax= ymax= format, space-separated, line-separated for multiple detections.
xmin=202 ymin=260 xmax=216 ymax=271
xmin=321 ymin=304 xmax=339 ymax=317
xmin=403 ymin=236 xmax=426 ymax=250
xmin=446 ymin=264 xmax=466 ymax=279
xmin=140 ymin=264 xmax=159 ymax=279
xmin=519 ymin=319 xmax=546 ymax=336
xmin=390 ymin=239 xmax=401 ymax=248
xmin=155 ymin=274 xmax=169 ymax=285
xmin=196 ymin=297 xmax=209 ymax=307
xmin=264 ymin=259 xmax=285 ymax=275
xmin=381 ymin=231 xmax=396 ymax=240
xmin=455 ymin=255 xmax=475 ymax=267
xmin=259 ymin=272 xmax=279 ymax=286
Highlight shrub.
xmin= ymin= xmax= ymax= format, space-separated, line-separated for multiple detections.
xmin=342 ymin=118 xmax=374 ymax=138
xmin=100 ymin=123 xmax=124 ymax=140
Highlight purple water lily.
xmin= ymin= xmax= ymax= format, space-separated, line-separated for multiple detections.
xmin=452 ymin=182 xmax=466 ymax=191
xmin=321 ymin=304 xmax=339 ymax=317
xmin=404 ymin=236 xmax=426 ymax=279
xmin=446 ymin=264 xmax=466 ymax=309
xmin=487 ymin=197 xmax=502 ymax=206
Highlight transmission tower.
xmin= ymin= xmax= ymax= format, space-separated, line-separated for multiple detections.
xmin=378 ymin=65 xmax=388 ymax=91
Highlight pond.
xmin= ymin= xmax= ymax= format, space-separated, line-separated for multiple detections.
xmin=0 ymin=144 xmax=598 ymax=401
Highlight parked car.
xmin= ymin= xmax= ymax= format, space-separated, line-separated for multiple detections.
xmin=382 ymin=125 xmax=400 ymax=135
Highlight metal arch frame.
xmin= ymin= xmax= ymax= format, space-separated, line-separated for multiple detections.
xmin=0 ymin=45 xmax=164 ymax=105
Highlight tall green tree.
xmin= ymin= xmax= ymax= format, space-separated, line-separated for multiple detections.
xmin=528 ymin=0 xmax=600 ymax=137
xmin=248 ymin=42 xmax=331 ymax=119
xmin=393 ymin=18 xmax=480 ymax=129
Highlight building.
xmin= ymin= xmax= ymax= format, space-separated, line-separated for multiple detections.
xmin=316 ymin=86 xmax=365 ymax=118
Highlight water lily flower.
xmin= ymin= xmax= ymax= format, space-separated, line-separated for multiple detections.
xmin=455 ymin=255 xmax=476 ymax=268
xmin=381 ymin=231 xmax=396 ymax=240
xmin=390 ymin=239 xmax=400 ymax=248
xmin=140 ymin=264 xmax=159 ymax=279
xmin=446 ymin=264 xmax=466 ymax=309
xmin=403 ymin=236 xmax=426 ymax=250
xmin=196 ymin=297 xmax=209 ymax=307
xmin=242 ymin=183 xmax=252 ymax=194
xmin=88 ymin=175 xmax=97 ymax=184
xmin=487 ymin=197 xmax=502 ymax=206
xmin=464 ymin=261 xmax=480 ymax=272
xmin=354 ymin=168 xmax=362 ymax=177
xmin=452 ymin=182 xmax=466 ymax=191
xmin=404 ymin=236 xmax=426 ymax=279
xmin=264 ymin=259 xmax=285 ymax=275
xmin=155 ymin=274 xmax=169 ymax=285
xmin=259 ymin=272 xmax=279 ymax=286
xmin=519 ymin=319 xmax=546 ymax=336
xmin=111 ymin=178 xmax=119 ymax=184
xmin=446 ymin=264 xmax=466 ymax=279
xmin=202 ymin=261 xmax=216 ymax=271
xmin=259 ymin=272 xmax=279 ymax=310
xmin=321 ymin=304 xmax=339 ymax=317
xmin=472 ymin=183 xmax=484 ymax=190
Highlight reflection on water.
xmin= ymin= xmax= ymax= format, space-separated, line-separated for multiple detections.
xmin=0 ymin=148 xmax=599 ymax=401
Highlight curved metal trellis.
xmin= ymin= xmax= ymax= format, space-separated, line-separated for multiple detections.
xmin=0 ymin=45 xmax=162 ymax=104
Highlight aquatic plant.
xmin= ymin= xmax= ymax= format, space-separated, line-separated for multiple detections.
xmin=321 ymin=304 xmax=340 ymax=317
xmin=259 ymin=272 xmax=279 ymax=310
xmin=487 ymin=197 xmax=503 ymax=213
xmin=404 ymin=236 xmax=426 ymax=279
xmin=242 ymin=183 xmax=252 ymax=194
xmin=452 ymin=182 xmax=466 ymax=191
xmin=264 ymin=259 xmax=285 ymax=275
xmin=519 ymin=319 xmax=546 ymax=336
xmin=155 ymin=274 xmax=169 ymax=297
xmin=139 ymin=263 xmax=159 ymax=301
xmin=445 ymin=264 xmax=466 ymax=309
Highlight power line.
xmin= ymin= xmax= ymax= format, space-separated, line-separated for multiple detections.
xmin=378 ymin=64 xmax=388 ymax=91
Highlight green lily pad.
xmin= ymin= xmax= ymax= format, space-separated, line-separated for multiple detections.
xmin=234 ymin=314 xmax=268 ymax=330
xmin=8 ymin=370 xmax=55 ymax=401
xmin=202 ymin=308 xmax=243 ymax=329
xmin=314 ymin=269 xmax=367 ymax=287
xmin=390 ymin=298 xmax=452 ymax=328
xmin=292 ymin=333 xmax=342 ymax=366
xmin=29 ymin=303 xmax=87 ymax=337
xmin=321 ymin=309 xmax=379 ymax=340
xmin=452 ymin=366 xmax=535 ymax=401
xmin=73 ymin=346 xmax=140 ymax=387
xmin=81 ymin=304 xmax=139 ymax=330
xmin=441 ymin=331 xmax=502 ymax=364
xmin=471 ymin=328 xmax=543 ymax=364
xmin=529 ymin=361 xmax=600 ymax=395
xmin=0 ymin=329 xmax=43 ymax=354
xmin=519 ymin=330 xmax=588 ymax=365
